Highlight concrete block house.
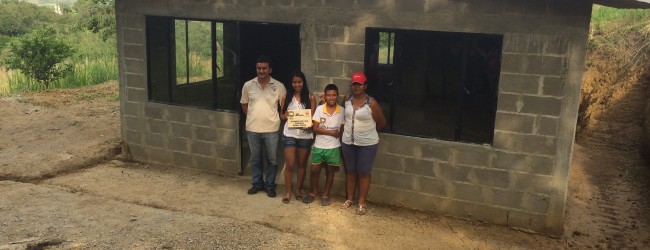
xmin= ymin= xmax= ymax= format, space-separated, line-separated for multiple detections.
xmin=115 ymin=0 xmax=650 ymax=234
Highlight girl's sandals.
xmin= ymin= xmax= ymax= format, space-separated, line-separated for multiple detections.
xmin=340 ymin=200 xmax=354 ymax=209
xmin=282 ymin=193 xmax=291 ymax=204
xmin=356 ymin=204 xmax=367 ymax=215
xmin=294 ymin=190 xmax=303 ymax=200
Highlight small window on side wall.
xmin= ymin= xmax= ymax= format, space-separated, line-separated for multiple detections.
xmin=364 ymin=28 xmax=503 ymax=145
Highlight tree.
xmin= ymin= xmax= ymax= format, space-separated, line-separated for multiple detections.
xmin=2 ymin=27 xmax=74 ymax=89
xmin=73 ymin=0 xmax=115 ymax=40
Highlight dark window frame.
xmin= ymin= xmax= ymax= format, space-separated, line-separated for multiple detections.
xmin=145 ymin=16 xmax=237 ymax=112
xmin=364 ymin=28 xmax=503 ymax=145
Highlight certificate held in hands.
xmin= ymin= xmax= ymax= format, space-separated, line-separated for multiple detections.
xmin=287 ymin=109 xmax=312 ymax=128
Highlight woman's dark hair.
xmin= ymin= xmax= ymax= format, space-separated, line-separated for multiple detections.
xmin=283 ymin=70 xmax=311 ymax=114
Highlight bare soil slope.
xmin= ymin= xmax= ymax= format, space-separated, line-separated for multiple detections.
xmin=0 ymin=81 xmax=648 ymax=249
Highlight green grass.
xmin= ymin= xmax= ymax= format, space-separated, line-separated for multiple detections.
xmin=6 ymin=57 xmax=117 ymax=93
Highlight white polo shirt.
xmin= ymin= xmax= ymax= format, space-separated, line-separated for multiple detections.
xmin=312 ymin=104 xmax=344 ymax=149
xmin=240 ymin=77 xmax=286 ymax=133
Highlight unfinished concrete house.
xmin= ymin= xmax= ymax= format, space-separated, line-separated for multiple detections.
xmin=115 ymin=0 xmax=650 ymax=234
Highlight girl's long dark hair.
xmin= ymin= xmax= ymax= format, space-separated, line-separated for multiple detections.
xmin=283 ymin=70 xmax=311 ymax=114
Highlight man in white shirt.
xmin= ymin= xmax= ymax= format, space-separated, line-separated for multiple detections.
xmin=240 ymin=55 xmax=286 ymax=198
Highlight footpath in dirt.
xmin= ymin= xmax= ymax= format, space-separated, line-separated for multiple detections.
xmin=0 ymin=81 xmax=648 ymax=249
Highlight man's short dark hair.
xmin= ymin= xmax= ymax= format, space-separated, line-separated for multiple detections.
xmin=256 ymin=55 xmax=272 ymax=68
xmin=324 ymin=83 xmax=338 ymax=93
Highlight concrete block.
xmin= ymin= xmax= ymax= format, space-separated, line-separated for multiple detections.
xmin=404 ymin=158 xmax=435 ymax=177
xmin=383 ymin=171 xmax=417 ymax=191
xmin=537 ymin=116 xmax=558 ymax=136
xmin=524 ymin=55 xmax=565 ymax=76
xmin=293 ymin=0 xmax=321 ymax=8
xmin=453 ymin=182 xmax=482 ymax=203
xmin=146 ymin=147 xmax=172 ymax=164
xmin=127 ymin=143 xmax=147 ymax=161
xmin=370 ymin=186 xmax=441 ymax=212
xmin=265 ymin=0 xmax=291 ymax=6
xmin=523 ymin=193 xmax=550 ymax=213
xmin=511 ymin=172 xmax=552 ymax=195
xmin=213 ymin=113 xmax=238 ymax=129
xmin=123 ymin=28 xmax=145 ymax=45
xmin=127 ymin=87 xmax=147 ymax=103
xmin=222 ymin=160 xmax=240 ymax=175
xmin=451 ymin=164 xmax=475 ymax=183
xmin=467 ymin=203 xmax=508 ymax=225
xmin=173 ymin=151 xmax=192 ymax=168
xmin=475 ymin=168 xmax=509 ymax=188
xmin=124 ymin=44 xmax=145 ymax=60
xmin=494 ymin=112 xmax=535 ymax=134
xmin=543 ymin=38 xmax=569 ymax=56
xmin=168 ymin=137 xmax=189 ymax=152
xmin=171 ymin=122 xmax=192 ymax=139
xmin=191 ymin=140 xmax=214 ymax=157
xmin=417 ymin=176 xmax=446 ymax=196
xmin=125 ymin=116 xmax=146 ymax=131
xmin=332 ymin=43 xmax=365 ymax=62
xmin=193 ymin=154 xmax=218 ymax=172
xmin=502 ymin=33 xmax=544 ymax=54
xmin=344 ymin=62 xmax=364 ymax=76
xmin=216 ymin=129 xmax=236 ymax=146
xmin=500 ymin=54 xmax=525 ymax=74
xmin=118 ymin=13 xmax=145 ymax=29
xmin=455 ymin=149 xmax=490 ymax=167
xmin=499 ymin=74 xmax=540 ymax=94
xmin=125 ymin=58 xmax=145 ymax=74
xmin=315 ymin=42 xmax=332 ymax=60
xmin=125 ymin=73 xmax=146 ymax=89
xmin=394 ymin=0 xmax=425 ymax=12
xmin=542 ymin=76 xmax=564 ymax=97
xmin=124 ymin=102 xmax=143 ymax=117
xmin=194 ymin=126 xmax=217 ymax=142
xmin=436 ymin=162 xmax=454 ymax=179
xmin=125 ymin=130 xmax=143 ymax=144
xmin=492 ymin=188 xmax=523 ymax=209
xmin=386 ymin=139 xmax=419 ymax=157
xmin=492 ymin=151 xmax=555 ymax=175
xmin=516 ymin=134 xmax=557 ymax=155
xmin=419 ymin=144 xmax=452 ymax=161
xmin=324 ymin=0 xmax=353 ymax=9
xmin=521 ymin=95 xmax=562 ymax=116
xmin=357 ymin=0 xmax=391 ymax=10
xmin=316 ymin=60 xmax=345 ymax=77
xmin=215 ymin=145 xmax=236 ymax=160
xmin=167 ymin=108 xmax=188 ymax=123
xmin=375 ymin=153 xmax=405 ymax=172
xmin=144 ymin=105 xmax=165 ymax=119
xmin=144 ymin=132 xmax=166 ymax=148
xmin=237 ymin=0 xmax=263 ymax=7
xmin=315 ymin=25 xmax=345 ymax=42
xmin=496 ymin=93 xmax=521 ymax=113
xmin=347 ymin=25 xmax=365 ymax=44
xmin=492 ymin=131 xmax=516 ymax=151
xmin=507 ymin=210 xmax=548 ymax=232
xmin=147 ymin=119 xmax=169 ymax=134
xmin=189 ymin=112 xmax=212 ymax=126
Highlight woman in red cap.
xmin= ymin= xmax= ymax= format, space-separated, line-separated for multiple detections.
xmin=340 ymin=72 xmax=386 ymax=215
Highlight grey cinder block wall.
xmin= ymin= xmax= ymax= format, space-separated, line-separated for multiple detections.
xmin=115 ymin=0 xmax=592 ymax=234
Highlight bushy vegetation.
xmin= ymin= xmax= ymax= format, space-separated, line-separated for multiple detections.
xmin=579 ymin=6 xmax=650 ymax=136
xmin=0 ymin=0 xmax=116 ymax=93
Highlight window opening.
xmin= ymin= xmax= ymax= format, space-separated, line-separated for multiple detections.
xmin=364 ymin=28 xmax=502 ymax=144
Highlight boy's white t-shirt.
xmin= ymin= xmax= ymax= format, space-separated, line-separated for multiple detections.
xmin=312 ymin=104 xmax=344 ymax=149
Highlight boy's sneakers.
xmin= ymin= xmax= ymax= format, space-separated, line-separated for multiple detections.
xmin=266 ymin=189 xmax=277 ymax=198
xmin=247 ymin=186 xmax=263 ymax=195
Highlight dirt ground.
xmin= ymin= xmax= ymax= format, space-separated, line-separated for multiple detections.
xmin=1 ymin=81 xmax=649 ymax=249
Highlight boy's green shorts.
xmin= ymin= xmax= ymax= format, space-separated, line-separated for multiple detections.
xmin=311 ymin=147 xmax=341 ymax=166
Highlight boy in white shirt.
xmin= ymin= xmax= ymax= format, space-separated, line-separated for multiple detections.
xmin=303 ymin=84 xmax=344 ymax=206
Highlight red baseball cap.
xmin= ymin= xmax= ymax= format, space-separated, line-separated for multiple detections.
xmin=351 ymin=72 xmax=367 ymax=85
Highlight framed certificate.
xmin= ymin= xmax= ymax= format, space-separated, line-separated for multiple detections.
xmin=287 ymin=109 xmax=312 ymax=128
